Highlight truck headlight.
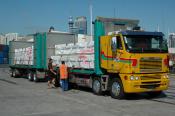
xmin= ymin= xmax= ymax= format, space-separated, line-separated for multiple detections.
xmin=163 ymin=74 xmax=169 ymax=79
xmin=130 ymin=76 xmax=139 ymax=80
xmin=135 ymin=77 xmax=139 ymax=80
xmin=130 ymin=76 xmax=135 ymax=80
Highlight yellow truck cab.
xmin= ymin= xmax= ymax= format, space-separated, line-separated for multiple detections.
xmin=100 ymin=30 xmax=169 ymax=98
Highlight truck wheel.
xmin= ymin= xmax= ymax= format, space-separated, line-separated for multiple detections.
xmin=110 ymin=78 xmax=125 ymax=99
xmin=28 ymin=72 xmax=33 ymax=81
xmin=33 ymin=73 xmax=38 ymax=82
xmin=92 ymin=78 xmax=102 ymax=95
xmin=13 ymin=70 xmax=17 ymax=78
xmin=147 ymin=91 xmax=162 ymax=98
xmin=10 ymin=70 xmax=14 ymax=77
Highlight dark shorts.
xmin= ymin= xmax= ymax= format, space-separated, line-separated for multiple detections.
xmin=47 ymin=73 xmax=55 ymax=81
xmin=47 ymin=76 xmax=54 ymax=81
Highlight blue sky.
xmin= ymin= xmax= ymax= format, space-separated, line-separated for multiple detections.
xmin=0 ymin=0 xmax=175 ymax=36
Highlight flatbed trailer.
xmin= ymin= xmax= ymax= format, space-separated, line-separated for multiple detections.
xmin=9 ymin=32 xmax=76 ymax=82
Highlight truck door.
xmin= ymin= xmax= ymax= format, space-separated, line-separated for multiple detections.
xmin=111 ymin=35 xmax=124 ymax=72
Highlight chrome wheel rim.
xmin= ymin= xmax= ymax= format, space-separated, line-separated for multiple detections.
xmin=33 ymin=74 xmax=36 ymax=81
xmin=13 ymin=71 xmax=16 ymax=77
xmin=112 ymin=82 xmax=121 ymax=96
xmin=93 ymin=80 xmax=100 ymax=93
xmin=28 ymin=73 xmax=32 ymax=80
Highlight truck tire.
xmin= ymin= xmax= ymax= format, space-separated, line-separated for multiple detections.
xmin=147 ymin=91 xmax=162 ymax=98
xmin=33 ymin=73 xmax=38 ymax=82
xmin=110 ymin=78 xmax=125 ymax=99
xmin=10 ymin=70 xmax=14 ymax=77
xmin=92 ymin=78 xmax=102 ymax=95
xmin=13 ymin=70 xmax=18 ymax=78
xmin=28 ymin=72 xmax=33 ymax=81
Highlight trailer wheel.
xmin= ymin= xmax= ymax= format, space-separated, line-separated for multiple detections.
xmin=10 ymin=70 xmax=14 ymax=77
xmin=33 ymin=73 xmax=38 ymax=82
xmin=28 ymin=72 xmax=33 ymax=81
xmin=110 ymin=78 xmax=125 ymax=99
xmin=92 ymin=78 xmax=102 ymax=95
xmin=12 ymin=70 xmax=18 ymax=78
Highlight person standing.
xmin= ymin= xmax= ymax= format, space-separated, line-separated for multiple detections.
xmin=59 ymin=61 xmax=68 ymax=91
xmin=48 ymin=58 xmax=56 ymax=88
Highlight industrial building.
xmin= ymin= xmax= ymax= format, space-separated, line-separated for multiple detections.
xmin=96 ymin=17 xmax=139 ymax=35
xmin=168 ymin=33 xmax=175 ymax=53
xmin=168 ymin=33 xmax=175 ymax=71
xmin=68 ymin=16 xmax=87 ymax=34
xmin=0 ymin=33 xmax=24 ymax=64
xmin=68 ymin=16 xmax=74 ymax=33
xmin=0 ymin=33 xmax=24 ymax=45
xmin=74 ymin=16 xmax=87 ymax=34
xmin=0 ymin=35 xmax=5 ymax=45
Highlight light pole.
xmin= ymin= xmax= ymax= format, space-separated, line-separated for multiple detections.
xmin=89 ymin=1 xmax=93 ymax=40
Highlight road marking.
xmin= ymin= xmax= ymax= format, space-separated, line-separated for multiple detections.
xmin=23 ymin=111 xmax=64 ymax=116
xmin=150 ymin=99 xmax=175 ymax=106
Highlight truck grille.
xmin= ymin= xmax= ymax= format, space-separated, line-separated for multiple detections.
xmin=140 ymin=84 xmax=160 ymax=89
xmin=141 ymin=75 xmax=161 ymax=80
xmin=140 ymin=57 xmax=162 ymax=73
xmin=140 ymin=81 xmax=161 ymax=89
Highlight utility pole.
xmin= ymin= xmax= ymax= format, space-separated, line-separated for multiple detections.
xmin=114 ymin=8 xmax=116 ymax=18
xmin=89 ymin=2 xmax=93 ymax=40
xmin=157 ymin=24 xmax=160 ymax=32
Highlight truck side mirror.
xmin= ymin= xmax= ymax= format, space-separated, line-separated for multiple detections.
xmin=111 ymin=37 xmax=118 ymax=52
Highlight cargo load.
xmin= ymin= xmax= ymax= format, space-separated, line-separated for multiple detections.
xmin=51 ymin=41 xmax=94 ymax=69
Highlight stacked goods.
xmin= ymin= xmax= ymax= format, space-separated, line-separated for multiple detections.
xmin=169 ymin=48 xmax=175 ymax=54
xmin=51 ymin=41 xmax=94 ymax=69
xmin=14 ymin=46 xmax=34 ymax=65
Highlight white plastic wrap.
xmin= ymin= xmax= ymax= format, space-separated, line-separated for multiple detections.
xmin=52 ymin=41 xmax=94 ymax=69
xmin=14 ymin=46 xmax=34 ymax=65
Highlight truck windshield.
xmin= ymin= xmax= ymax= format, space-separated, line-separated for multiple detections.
xmin=124 ymin=35 xmax=168 ymax=53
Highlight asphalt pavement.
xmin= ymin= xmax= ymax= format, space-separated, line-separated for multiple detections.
xmin=0 ymin=67 xmax=175 ymax=116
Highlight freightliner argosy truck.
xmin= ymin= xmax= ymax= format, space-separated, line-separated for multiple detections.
xmin=9 ymin=17 xmax=169 ymax=99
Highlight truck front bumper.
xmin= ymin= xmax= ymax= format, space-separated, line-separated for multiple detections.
xmin=120 ymin=73 xmax=169 ymax=93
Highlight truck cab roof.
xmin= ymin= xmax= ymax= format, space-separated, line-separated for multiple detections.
xmin=119 ymin=30 xmax=164 ymax=36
